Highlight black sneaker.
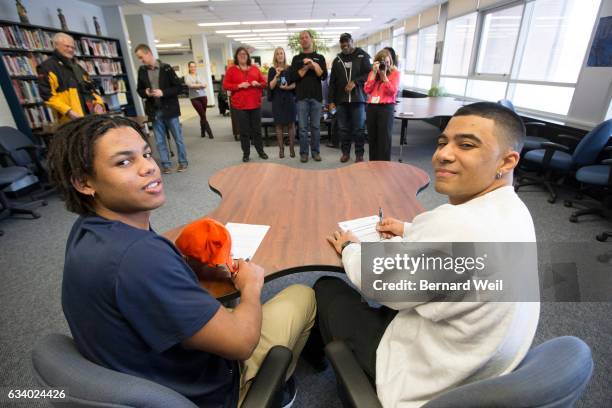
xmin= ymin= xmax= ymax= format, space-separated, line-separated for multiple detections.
xmin=258 ymin=151 xmax=269 ymax=160
xmin=242 ymin=156 xmax=250 ymax=163
xmin=281 ymin=376 xmax=297 ymax=408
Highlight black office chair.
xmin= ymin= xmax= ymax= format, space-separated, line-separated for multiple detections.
xmin=0 ymin=165 xmax=45 ymax=235
xmin=562 ymin=146 xmax=612 ymax=241
xmin=261 ymin=95 xmax=275 ymax=146
xmin=515 ymin=119 xmax=612 ymax=203
xmin=32 ymin=333 xmax=292 ymax=408
xmin=0 ymin=126 xmax=55 ymax=198
xmin=325 ymin=336 xmax=593 ymax=408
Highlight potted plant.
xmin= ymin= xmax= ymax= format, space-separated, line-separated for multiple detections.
xmin=427 ymin=86 xmax=447 ymax=97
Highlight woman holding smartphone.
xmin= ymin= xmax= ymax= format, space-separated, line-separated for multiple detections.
xmin=185 ymin=61 xmax=214 ymax=139
xmin=364 ymin=49 xmax=400 ymax=161
xmin=268 ymin=47 xmax=297 ymax=158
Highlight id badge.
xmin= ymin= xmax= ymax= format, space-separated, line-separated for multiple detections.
xmin=371 ymin=96 xmax=381 ymax=104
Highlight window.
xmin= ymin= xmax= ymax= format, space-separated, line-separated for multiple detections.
xmin=416 ymin=25 xmax=437 ymax=75
xmin=466 ymin=79 xmax=507 ymax=101
xmin=513 ymin=0 xmax=600 ymax=83
xmin=402 ymin=25 xmax=437 ymax=90
xmin=392 ymin=27 xmax=405 ymax=70
xmin=435 ymin=0 xmax=601 ymax=118
xmin=404 ymin=33 xmax=418 ymax=72
xmin=441 ymin=13 xmax=477 ymax=76
xmin=476 ymin=4 xmax=524 ymax=75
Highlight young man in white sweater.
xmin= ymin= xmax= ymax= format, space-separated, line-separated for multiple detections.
xmin=318 ymin=102 xmax=540 ymax=407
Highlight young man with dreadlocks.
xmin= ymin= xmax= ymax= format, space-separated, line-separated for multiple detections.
xmin=47 ymin=115 xmax=314 ymax=407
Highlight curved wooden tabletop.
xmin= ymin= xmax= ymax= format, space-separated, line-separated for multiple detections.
xmin=164 ymin=161 xmax=430 ymax=298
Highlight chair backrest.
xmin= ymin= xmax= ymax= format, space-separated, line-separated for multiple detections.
xmin=422 ymin=336 xmax=593 ymax=408
xmin=0 ymin=126 xmax=35 ymax=167
xmin=572 ymin=119 xmax=612 ymax=167
xmin=261 ymin=95 xmax=273 ymax=118
xmin=497 ymin=99 xmax=516 ymax=111
xmin=32 ymin=333 xmax=197 ymax=408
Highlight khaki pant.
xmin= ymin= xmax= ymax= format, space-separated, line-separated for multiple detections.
xmin=238 ymin=284 xmax=316 ymax=405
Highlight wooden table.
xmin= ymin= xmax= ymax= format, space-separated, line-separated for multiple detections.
xmin=394 ymin=97 xmax=468 ymax=162
xmin=164 ymin=161 xmax=429 ymax=299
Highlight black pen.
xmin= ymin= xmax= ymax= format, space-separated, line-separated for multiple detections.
xmin=378 ymin=207 xmax=384 ymax=239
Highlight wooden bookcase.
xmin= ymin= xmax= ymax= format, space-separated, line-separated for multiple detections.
xmin=0 ymin=19 xmax=136 ymax=136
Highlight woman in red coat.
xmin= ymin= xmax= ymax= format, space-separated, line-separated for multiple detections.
xmin=223 ymin=47 xmax=269 ymax=162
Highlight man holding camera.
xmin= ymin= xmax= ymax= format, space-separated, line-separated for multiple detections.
xmin=328 ymin=33 xmax=371 ymax=163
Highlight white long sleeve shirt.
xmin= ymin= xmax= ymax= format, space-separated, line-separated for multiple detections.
xmin=342 ymin=186 xmax=540 ymax=407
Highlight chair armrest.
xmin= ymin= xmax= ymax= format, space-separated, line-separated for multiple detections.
xmin=524 ymin=121 xmax=546 ymax=128
xmin=602 ymin=159 xmax=612 ymax=165
xmin=0 ymin=150 xmax=13 ymax=167
xmin=541 ymin=141 xmax=570 ymax=153
xmin=555 ymin=133 xmax=581 ymax=149
xmin=242 ymin=345 xmax=292 ymax=408
xmin=325 ymin=341 xmax=382 ymax=408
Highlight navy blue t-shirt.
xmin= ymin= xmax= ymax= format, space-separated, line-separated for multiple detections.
xmin=62 ymin=215 xmax=238 ymax=407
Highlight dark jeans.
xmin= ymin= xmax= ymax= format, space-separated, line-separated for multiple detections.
xmin=296 ymin=98 xmax=322 ymax=157
xmin=367 ymin=104 xmax=396 ymax=161
xmin=190 ymin=96 xmax=208 ymax=123
xmin=234 ymin=108 xmax=264 ymax=157
xmin=337 ymin=103 xmax=366 ymax=156
xmin=310 ymin=277 xmax=397 ymax=382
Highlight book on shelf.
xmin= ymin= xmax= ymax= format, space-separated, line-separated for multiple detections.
xmin=12 ymin=79 xmax=42 ymax=104
xmin=2 ymin=53 xmax=47 ymax=76
xmin=24 ymin=105 xmax=55 ymax=129
xmin=0 ymin=25 xmax=53 ymax=50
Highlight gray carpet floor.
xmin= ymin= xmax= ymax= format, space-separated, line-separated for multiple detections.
xmin=0 ymin=100 xmax=610 ymax=407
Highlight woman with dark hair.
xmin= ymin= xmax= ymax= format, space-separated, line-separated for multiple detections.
xmin=223 ymin=47 xmax=268 ymax=162
xmin=364 ymin=49 xmax=400 ymax=161
xmin=268 ymin=47 xmax=297 ymax=158
xmin=185 ymin=61 xmax=214 ymax=138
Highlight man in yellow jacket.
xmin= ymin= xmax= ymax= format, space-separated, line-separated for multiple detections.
xmin=38 ymin=33 xmax=105 ymax=123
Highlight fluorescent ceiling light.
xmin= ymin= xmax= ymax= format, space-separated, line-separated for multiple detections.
xmin=321 ymin=26 xmax=359 ymax=30
xmin=258 ymin=32 xmax=289 ymax=37
xmin=228 ymin=34 xmax=259 ymax=38
xmin=252 ymin=28 xmax=287 ymax=33
xmin=140 ymin=0 xmax=207 ymax=3
xmin=216 ymin=29 xmax=252 ymax=34
xmin=156 ymin=43 xmax=183 ymax=48
xmin=285 ymin=19 xmax=327 ymax=24
xmin=329 ymin=18 xmax=371 ymax=22
xmin=154 ymin=39 xmax=159 ymax=43
xmin=198 ymin=22 xmax=240 ymax=27
xmin=243 ymin=20 xmax=284 ymax=25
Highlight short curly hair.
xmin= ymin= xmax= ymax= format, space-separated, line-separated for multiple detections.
xmin=47 ymin=115 xmax=148 ymax=215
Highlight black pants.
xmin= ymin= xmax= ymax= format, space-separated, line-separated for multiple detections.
xmin=310 ymin=277 xmax=398 ymax=382
xmin=234 ymin=108 xmax=264 ymax=157
xmin=367 ymin=104 xmax=395 ymax=161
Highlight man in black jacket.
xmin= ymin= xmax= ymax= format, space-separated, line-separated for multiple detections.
xmin=328 ymin=33 xmax=371 ymax=163
xmin=135 ymin=44 xmax=188 ymax=174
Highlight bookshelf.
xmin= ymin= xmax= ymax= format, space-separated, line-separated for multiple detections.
xmin=0 ymin=19 xmax=136 ymax=136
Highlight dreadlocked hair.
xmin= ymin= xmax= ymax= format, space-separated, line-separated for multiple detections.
xmin=47 ymin=115 xmax=147 ymax=215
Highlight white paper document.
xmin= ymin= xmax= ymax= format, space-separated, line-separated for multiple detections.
xmin=226 ymin=222 xmax=270 ymax=260
xmin=338 ymin=215 xmax=384 ymax=242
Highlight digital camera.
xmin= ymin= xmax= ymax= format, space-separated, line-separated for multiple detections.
xmin=378 ymin=61 xmax=387 ymax=71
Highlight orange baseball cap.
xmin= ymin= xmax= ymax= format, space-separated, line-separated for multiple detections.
xmin=175 ymin=218 xmax=236 ymax=271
